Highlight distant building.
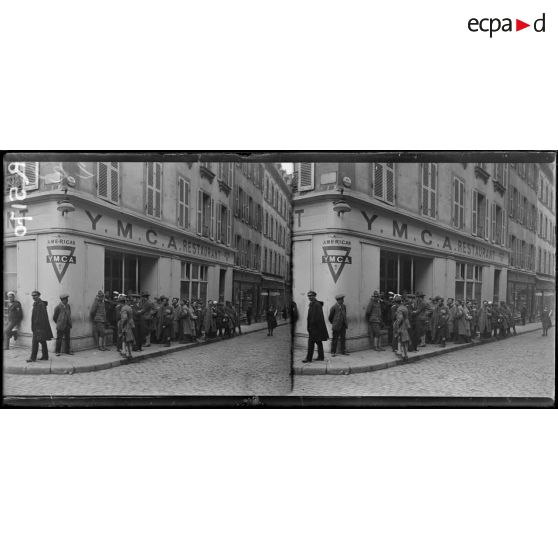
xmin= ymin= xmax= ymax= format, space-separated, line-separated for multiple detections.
xmin=292 ymin=160 xmax=555 ymax=351
xmin=3 ymin=160 xmax=291 ymax=349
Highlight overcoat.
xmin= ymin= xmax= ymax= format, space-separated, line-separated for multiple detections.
xmin=120 ymin=304 xmax=135 ymax=343
xmin=31 ymin=299 xmax=53 ymax=341
xmin=477 ymin=306 xmax=492 ymax=331
xmin=307 ymin=300 xmax=329 ymax=341
xmin=394 ymin=304 xmax=411 ymax=343
xmin=5 ymin=299 xmax=23 ymax=329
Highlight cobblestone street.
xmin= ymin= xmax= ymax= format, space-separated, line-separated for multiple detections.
xmin=293 ymin=330 xmax=555 ymax=398
xmin=3 ymin=326 xmax=291 ymax=396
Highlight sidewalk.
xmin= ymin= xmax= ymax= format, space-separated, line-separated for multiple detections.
xmin=293 ymin=322 xmax=543 ymax=375
xmin=3 ymin=320 xmax=290 ymax=376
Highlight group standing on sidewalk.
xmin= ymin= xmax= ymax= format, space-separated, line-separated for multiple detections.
xmin=300 ymin=289 xmax=551 ymax=364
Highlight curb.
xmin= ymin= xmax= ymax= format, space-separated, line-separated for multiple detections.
xmin=5 ymin=322 xmax=288 ymax=376
xmin=294 ymin=326 xmax=542 ymax=375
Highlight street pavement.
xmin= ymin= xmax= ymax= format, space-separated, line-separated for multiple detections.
xmin=3 ymin=325 xmax=291 ymax=397
xmin=292 ymin=329 xmax=555 ymax=398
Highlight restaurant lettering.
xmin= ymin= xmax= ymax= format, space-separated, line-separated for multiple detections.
xmin=84 ymin=211 xmax=231 ymax=263
xmin=360 ymin=212 xmax=499 ymax=262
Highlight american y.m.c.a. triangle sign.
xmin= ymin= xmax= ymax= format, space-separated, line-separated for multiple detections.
xmin=321 ymin=246 xmax=352 ymax=283
xmin=46 ymin=245 xmax=77 ymax=283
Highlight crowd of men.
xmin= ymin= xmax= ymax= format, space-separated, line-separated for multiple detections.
xmin=302 ymin=289 xmax=552 ymax=363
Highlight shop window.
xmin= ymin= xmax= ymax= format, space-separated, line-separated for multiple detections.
xmin=372 ymin=163 xmax=395 ymax=204
xmin=197 ymin=191 xmax=214 ymax=238
xmin=452 ymin=177 xmax=465 ymax=229
xmin=97 ymin=162 xmax=119 ymax=204
xmin=104 ymin=251 xmax=141 ymax=296
xmin=146 ymin=162 xmax=162 ymax=218
xmin=472 ymin=190 xmax=488 ymax=239
xmin=455 ymin=262 xmax=482 ymax=303
xmin=177 ymin=177 xmax=190 ymax=229
xmin=420 ymin=163 xmax=437 ymax=218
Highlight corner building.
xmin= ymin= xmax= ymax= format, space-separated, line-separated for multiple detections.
xmin=292 ymin=161 xmax=554 ymax=351
xmin=4 ymin=160 xmax=291 ymax=350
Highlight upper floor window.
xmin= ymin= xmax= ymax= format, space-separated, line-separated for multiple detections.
xmin=6 ymin=162 xmax=39 ymax=194
xmin=421 ymin=163 xmax=437 ymax=218
xmin=491 ymin=203 xmax=505 ymax=246
xmin=146 ymin=162 xmax=162 ymax=218
xmin=472 ymin=190 xmax=488 ymax=239
xmin=97 ymin=163 xmax=120 ymax=204
xmin=177 ymin=177 xmax=190 ymax=229
xmin=296 ymin=163 xmax=315 ymax=192
xmin=372 ymin=163 xmax=395 ymax=204
xmin=451 ymin=177 xmax=465 ymax=229
xmin=197 ymin=190 xmax=214 ymax=239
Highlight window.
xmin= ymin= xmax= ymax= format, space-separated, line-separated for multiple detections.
xmin=216 ymin=203 xmax=231 ymax=245
xmin=97 ymin=162 xmax=119 ymax=204
xmin=5 ymin=162 xmax=39 ymax=193
xmin=177 ymin=177 xmax=190 ymax=229
xmin=491 ymin=203 xmax=505 ymax=245
xmin=472 ymin=191 xmax=489 ymax=239
xmin=452 ymin=177 xmax=465 ymax=229
xmin=105 ymin=251 xmax=141 ymax=295
xmin=197 ymin=191 xmax=214 ymax=238
xmin=146 ymin=162 xmax=162 ymax=218
xmin=420 ymin=163 xmax=437 ymax=218
xmin=373 ymin=163 xmax=395 ymax=204
xmin=455 ymin=262 xmax=483 ymax=304
xmin=493 ymin=163 xmax=508 ymax=189
xmin=296 ymin=163 xmax=315 ymax=192
xmin=181 ymin=262 xmax=208 ymax=302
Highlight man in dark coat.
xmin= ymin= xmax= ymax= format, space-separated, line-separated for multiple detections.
xmin=328 ymin=294 xmax=349 ymax=357
xmin=4 ymin=291 xmax=23 ymax=350
xmin=302 ymin=290 xmax=329 ymax=363
xmin=27 ymin=290 xmax=53 ymax=362
xmin=365 ymin=290 xmax=384 ymax=351
xmin=53 ymin=293 xmax=73 ymax=356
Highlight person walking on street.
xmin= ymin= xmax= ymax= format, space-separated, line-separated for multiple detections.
xmin=26 ymin=291 xmax=53 ymax=362
xmin=541 ymin=306 xmax=552 ymax=336
xmin=302 ymin=291 xmax=328 ymax=363
xmin=90 ymin=290 xmax=107 ymax=351
xmin=266 ymin=305 xmax=278 ymax=336
xmin=328 ymin=294 xmax=349 ymax=357
xmin=365 ymin=291 xmax=384 ymax=351
xmin=4 ymin=291 xmax=23 ymax=350
xmin=53 ymin=294 xmax=73 ymax=356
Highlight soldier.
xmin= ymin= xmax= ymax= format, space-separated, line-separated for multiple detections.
xmin=365 ymin=291 xmax=384 ymax=351
xmin=437 ymin=307 xmax=449 ymax=347
xmin=26 ymin=291 xmax=53 ymax=362
xmin=394 ymin=295 xmax=411 ymax=361
xmin=541 ymin=306 xmax=552 ymax=336
xmin=139 ymin=292 xmax=154 ymax=347
xmin=328 ymin=294 xmax=349 ymax=357
xmin=478 ymin=300 xmax=492 ymax=339
xmin=446 ymin=298 xmax=457 ymax=343
xmin=90 ymin=290 xmax=107 ymax=351
xmin=302 ymin=290 xmax=329 ymax=363
xmin=413 ymin=292 xmax=428 ymax=348
xmin=490 ymin=302 xmax=501 ymax=339
xmin=53 ymin=294 xmax=73 ymax=356
xmin=131 ymin=294 xmax=144 ymax=351
xmin=119 ymin=294 xmax=135 ymax=359
xmin=3 ymin=291 xmax=23 ymax=350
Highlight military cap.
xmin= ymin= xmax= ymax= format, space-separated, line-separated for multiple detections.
xmin=31 ymin=290 xmax=40 ymax=296
xmin=160 ymin=295 xmax=169 ymax=301
xmin=372 ymin=290 xmax=380 ymax=297
xmin=60 ymin=293 xmax=69 ymax=299
xmin=7 ymin=291 xmax=16 ymax=296
xmin=307 ymin=290 xmax=317 ymax=296
xmin=335 ymin=294 xmax=345 ymax=300
xmin=97 ymin=290 xmax=104 ymax=296
xmin=118 ymin=294 xmax=126 ymax=301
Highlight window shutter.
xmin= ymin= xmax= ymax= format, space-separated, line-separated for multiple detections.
xmin=386 ymin=165 xmax=394 ymax=203
xmin=491 ymin=203 xmax=496 ymax=243
xmin=430 ymin=164 xmax=437 ymax=217
xmin=24 ymin=162 xmax=39 ymax=191
xmin=484 ymin=198 xmax=489 ymax=240
xmin=197 ymin=190 xmax=202 ymax=235
xmin=472 ymin=191 xmax=478 ymax=235
xmin=227 ymin=209 xmax=231 ymax=246
xmin=155 ymin=163 xmax=161 ymax=218
xmin=110 ymin=162 xmax=119 ymax=202
xmin=374 ymin=164 xmax=383 ymax=198
xmin=216 ymin=203 xmax=222 ymax=243
xmin=98 ymin=163 xmax=108 ymax=198
xmin=210 ymin=197 xmax=215 ymax=239
xmin=298 ymin=163 xmax=314 ymax=191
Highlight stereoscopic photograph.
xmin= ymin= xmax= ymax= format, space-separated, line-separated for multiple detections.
xmin=2 ymin=153 xmax=556 ymax=405
xmin=3 ymin=157 xmax=293 ymax=398
xmin=290 ymin=157 xmax=555 ymax=401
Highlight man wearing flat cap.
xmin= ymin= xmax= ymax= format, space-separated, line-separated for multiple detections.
xmin=26 ymin=291 xmax=53 ymax=362
xmin=4 ymin=291 xmax=23 ymax=350
xmin=328 ymin=294 xmax=349 ymax=357
xmin=90 ymin=290 xmax=107 ymax=351
xmin=303 ymin=291 xmax=329 ymax=363
xmin=53 ymin=294 xmax=73 ymax=356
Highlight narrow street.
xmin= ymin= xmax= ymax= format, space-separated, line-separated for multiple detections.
xmin=3 ymin=326 xmax=291 ymax=396
xmin=292 ymin=330 xmax=555 ymax=398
